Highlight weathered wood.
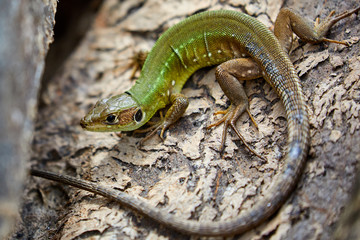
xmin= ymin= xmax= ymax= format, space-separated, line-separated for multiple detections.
xmin=0 ymin=0 xmax=56 ymax=238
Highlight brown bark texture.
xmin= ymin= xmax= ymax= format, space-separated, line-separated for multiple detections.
xmin=0 ymin=0 xmax=56 ymax=238
xmin=15 ymin=0 xmax=360 ymax=239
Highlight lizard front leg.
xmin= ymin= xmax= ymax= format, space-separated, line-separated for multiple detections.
xmin=139 ymin=93 xmax=189 ymax=145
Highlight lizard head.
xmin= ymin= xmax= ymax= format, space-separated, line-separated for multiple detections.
xmin=80 ymin=93 xmax=146 ymax=132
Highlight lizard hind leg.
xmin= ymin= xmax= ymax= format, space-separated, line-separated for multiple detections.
xmin=314 ymin=7 xmax=360 ymax=46
xmin=208 ymin=58 xmax=265 ymax=160
xmin=274 ymin=7 xmax=360 ymax=53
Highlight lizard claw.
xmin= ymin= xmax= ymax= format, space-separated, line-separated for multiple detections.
xmin=208 ymin=104 xmax=266 ymax=161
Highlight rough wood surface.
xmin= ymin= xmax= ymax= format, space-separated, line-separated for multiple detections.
xmin=18 ymin=0 xmax=360 ymax=239
xmin=0 ymin=0 xmax=56 ymax=238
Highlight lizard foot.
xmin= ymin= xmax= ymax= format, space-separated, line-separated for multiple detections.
xmin=315 ymin=7 xmax=360 ymax=46
xmin=207 ymin=104 xmax=265 ymax=161
xmin=134 ymin=111 xmax=168 ymax=146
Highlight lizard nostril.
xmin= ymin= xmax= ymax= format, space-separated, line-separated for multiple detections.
xmin=80 ymin=119 xmax=87 ymax=128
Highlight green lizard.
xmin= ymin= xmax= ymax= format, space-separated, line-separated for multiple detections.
xmin=32 ymin=7 xmax=359 ymax=236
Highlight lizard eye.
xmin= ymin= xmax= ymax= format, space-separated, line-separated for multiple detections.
xmin=106 ymin=114 xmax=117 ymax=124
xmin=134 ymin=109 xmax=143 ymax=123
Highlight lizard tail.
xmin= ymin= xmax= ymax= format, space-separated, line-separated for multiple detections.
xmin=30 ymin=89 xmax=310 ymax=236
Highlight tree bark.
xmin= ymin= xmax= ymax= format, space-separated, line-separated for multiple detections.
xmin=0 ymin=0 xmax=56 ymax=238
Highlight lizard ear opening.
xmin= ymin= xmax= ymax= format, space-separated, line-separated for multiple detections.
xmin=134 ymin=109 xmax=143 ymax=123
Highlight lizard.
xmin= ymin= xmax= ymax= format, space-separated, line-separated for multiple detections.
xmin=31 ymin=7 xmax=360 ymax=236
